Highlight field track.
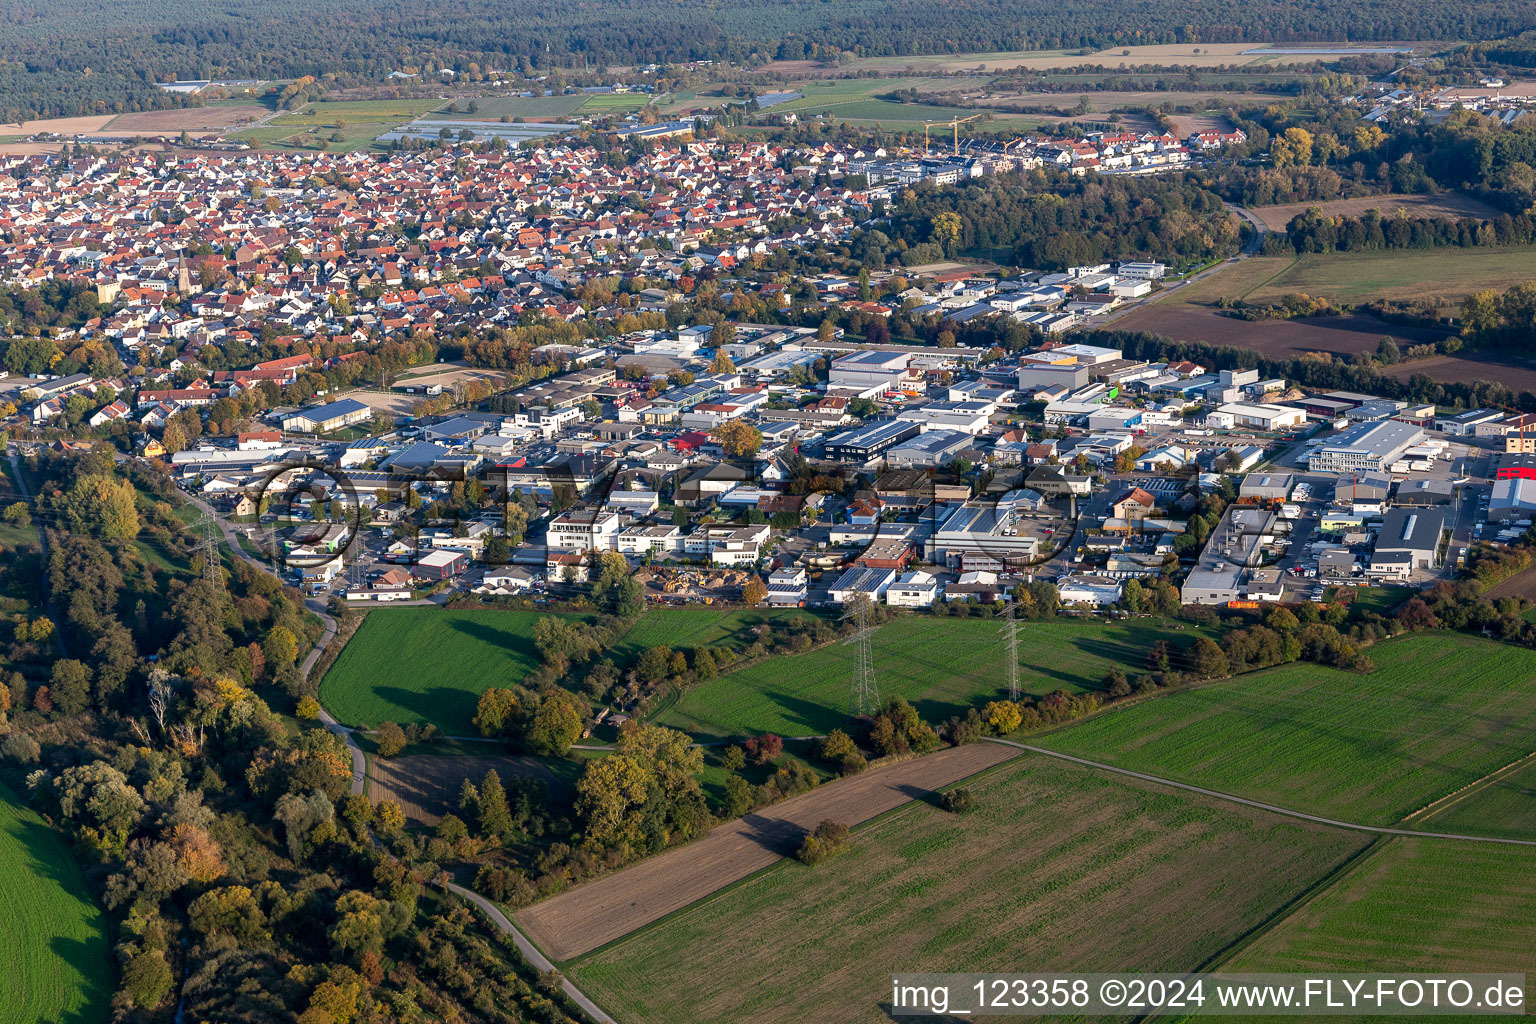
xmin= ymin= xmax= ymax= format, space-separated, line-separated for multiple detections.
xmin=992 ymin=738 xmax=1536 ymax=846
xmin=515 ymin=741 xmax=1020 ymax=961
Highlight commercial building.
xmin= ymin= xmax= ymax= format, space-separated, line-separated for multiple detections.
xmin=1058 ymin=574 xmax=1125 ymax=607
xmin=1369 ymin=506 xmax=1446 ymax=577
xmin=885 ymin=570 xmax=941 ymax=607
xmin=1017 ymin=362 xmax=1090 ymax=392
xmin=1181 ymin=506 xmax=1277 ymax=604
xmin=1333 ymin=471 xmax=1391 ymax=505
xmin=828 ymin=350 xmax=911 ymax=391
xmin=1490 ymin=477 xmax=1536 ymax=521
xmin=1435 ymin=408 xmax=1502 ymax=436
xmin=412 ymin=548 xmax=466 ymax=580
xmin=884 ymin=429 xmax=976 ymax=468
xmin=931 ymin=503 xmax=1039 ymax=571
xmin=1214 ymin=402 xmax=1307 ymax=431
xmin=1496 ymin=454 xmax=1536 ymax=480
xmin=280 ymin=398 xmax=372 ymax=433
xmin=1394 ymin=478 xmax=1455 ymax=507
xmin=1239 ymin=473 xmax=1294 ymax=501
xmin=615 ymin=524 xmax=685 ymax=556
xmin=547 ymin=510 xmax=623 ymax=552
xmin=896 ymin=400 xmax=994 ymax=435
xmin=1307 ymin=420 xmax=1426 ymax=474
xmin=765 ymin=567 xmax=808 ymax=606
xmin=822 ymin=419 xmax=922 ymax=461
xmin=827 ymin=566 xmax=898 ymax=604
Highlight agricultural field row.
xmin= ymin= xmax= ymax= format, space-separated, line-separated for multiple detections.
xmin=1034 ymin=632 xmax=1536 ymax=829
xmin=570 ymin=756 xmax=1371 ymax=1022
xmin=657 ymin=614 xmax=1207 ymax=739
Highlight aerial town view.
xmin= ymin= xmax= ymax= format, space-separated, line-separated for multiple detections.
xmin=4 ymin=0 xmax=1536 ymax=1021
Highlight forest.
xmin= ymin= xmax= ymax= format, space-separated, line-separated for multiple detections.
xmin=881 ymin=171 xmax=1245 ymax=270
xmin=5 ymin=0 xmax=1536 ymax=120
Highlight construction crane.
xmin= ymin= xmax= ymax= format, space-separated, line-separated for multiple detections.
xmin=923 ymin=113 xmax=982 ymax=157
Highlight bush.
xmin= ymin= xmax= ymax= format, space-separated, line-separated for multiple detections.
xmin=795 ymin=819 xmax=850 ymax=864
xmin=942 ymin=788 xmax=974 ymax=814
xmin=1 ymin=732 xmax=40 ymax=763
xmin=818 ymin=729 xmax=866 ymax=774
xmin=375 ymin=721 xmax=407 ymax=757
xmin=744 ymin=732 xmax=783 ymax=764
xmin=720 ymin=744 xmax=746 ymax=771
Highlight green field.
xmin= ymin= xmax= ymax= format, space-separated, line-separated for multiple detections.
xmin=755 ymin=77 xmax=1036 ymax=127
xmin=0 ymin=780 xmax=112 ymax=1024
xmin=319 ymin=607 xmax=564 ymax=734
xmin=1248 ymin=247 xmax=1536 ymax=306
xmin=231 ymin=97 xmax=445 ymax=151
xmin=1168 ymin=247 xmax=1536 ymax=310
xmin=610 ymin=607 xmax=825 ymax=665
xmin=0 ymin=461 xmax=37 ymax=550
xmin=571 ymin=756 xmax=1367 ymax=1023
xmin=657 ymin=616 xmax=1206 ymax=739
xmin=1418 ymin=759 xmax=1536 ymax=841
xmin=1229 ymin=838 xmax=1536 ymax=984
xmin=577 ymin=93 xmax=648 ymax=113
xmin=1036 ymin=632 xmax=1536 ymax=828
xmin=438 ymin=93 xmax=645 ymax=120
xmin=443 ymin=94 xmax=586 ymax=119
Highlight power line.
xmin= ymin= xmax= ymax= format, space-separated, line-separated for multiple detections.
xmin=1000 ymin=599 xmax=1021 ymax=702
xmin=842 ymin=598 xmax=880 ymax=717
xmin=192 ymin=511 xmax=222 ymax=582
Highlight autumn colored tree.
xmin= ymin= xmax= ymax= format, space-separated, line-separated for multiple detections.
xmin=983 ymin=699 xmax=1022 ymax=735
xmin=715 ymin=419 xmax=762 ymax=459
xmin=473 ymin=687 xmax=518 ymax=736
xmin=374 ymin=721 xmax=407 ymax=757
xmin=744 ymin=732 xmax=783 ymax=764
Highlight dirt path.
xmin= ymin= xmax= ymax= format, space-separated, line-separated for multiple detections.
xmin=515 ymin=741 xmax=1021 ymax=962
xmin=446 ymin=882 xmax=617 ymax=1024
xmin=991 ymin=738 xmax=1536 ymax=847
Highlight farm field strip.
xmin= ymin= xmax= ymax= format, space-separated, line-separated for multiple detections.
xmin=1246 ymin=191 xmax=1502 ymax=232
xmin=515 ymin=740 xmax=1022 ymax=962
xmin=658 ymin=616 xmax=1211 ymax=739
xmin=1410 ymin=756 xmax=1536 ymax=841
xmin=570 ymin=756 xmax=1369 ymax=1024
xmin=1034 ymin=633 xmax=1536 ymax=829
xmin=1226 ymin=838 xmax=1536 ymax=988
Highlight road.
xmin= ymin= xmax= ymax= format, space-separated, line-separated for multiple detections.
xmin=184 ymin=494 xmax=615 ymax=1022
xmin=1074 ymin=202 xmax=1267 ymax=332
xmin=984 ymin=737 xmax=1536 ymax=847
xmin=180 ymin=489 xmax=364 ymax=795
xmin=5 ymin=447 xmax=66 ymax=657
xmin=213 ymin=488 xmax=620 ymax=1024
xmin=445 ymin=882 xmax=617 ymax=1024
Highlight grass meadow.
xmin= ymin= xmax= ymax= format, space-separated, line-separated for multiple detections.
xmin=571 ymin=756 xmax=1367 ymax=1023
xmin=609 ymin=607 xmax=826 ymax=665
xmin=1161 ymin=247 xmax=1536 ymax=310
xmin=1035 ymin=632 xmax=1536 ymax=827
xmin=319 ymin=607 xmax=563 ymax=734
xmin=0 ymin=780 xmax=111 ymax=1024
xmin=657 ymin=615 xmax=1211 ymax=739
